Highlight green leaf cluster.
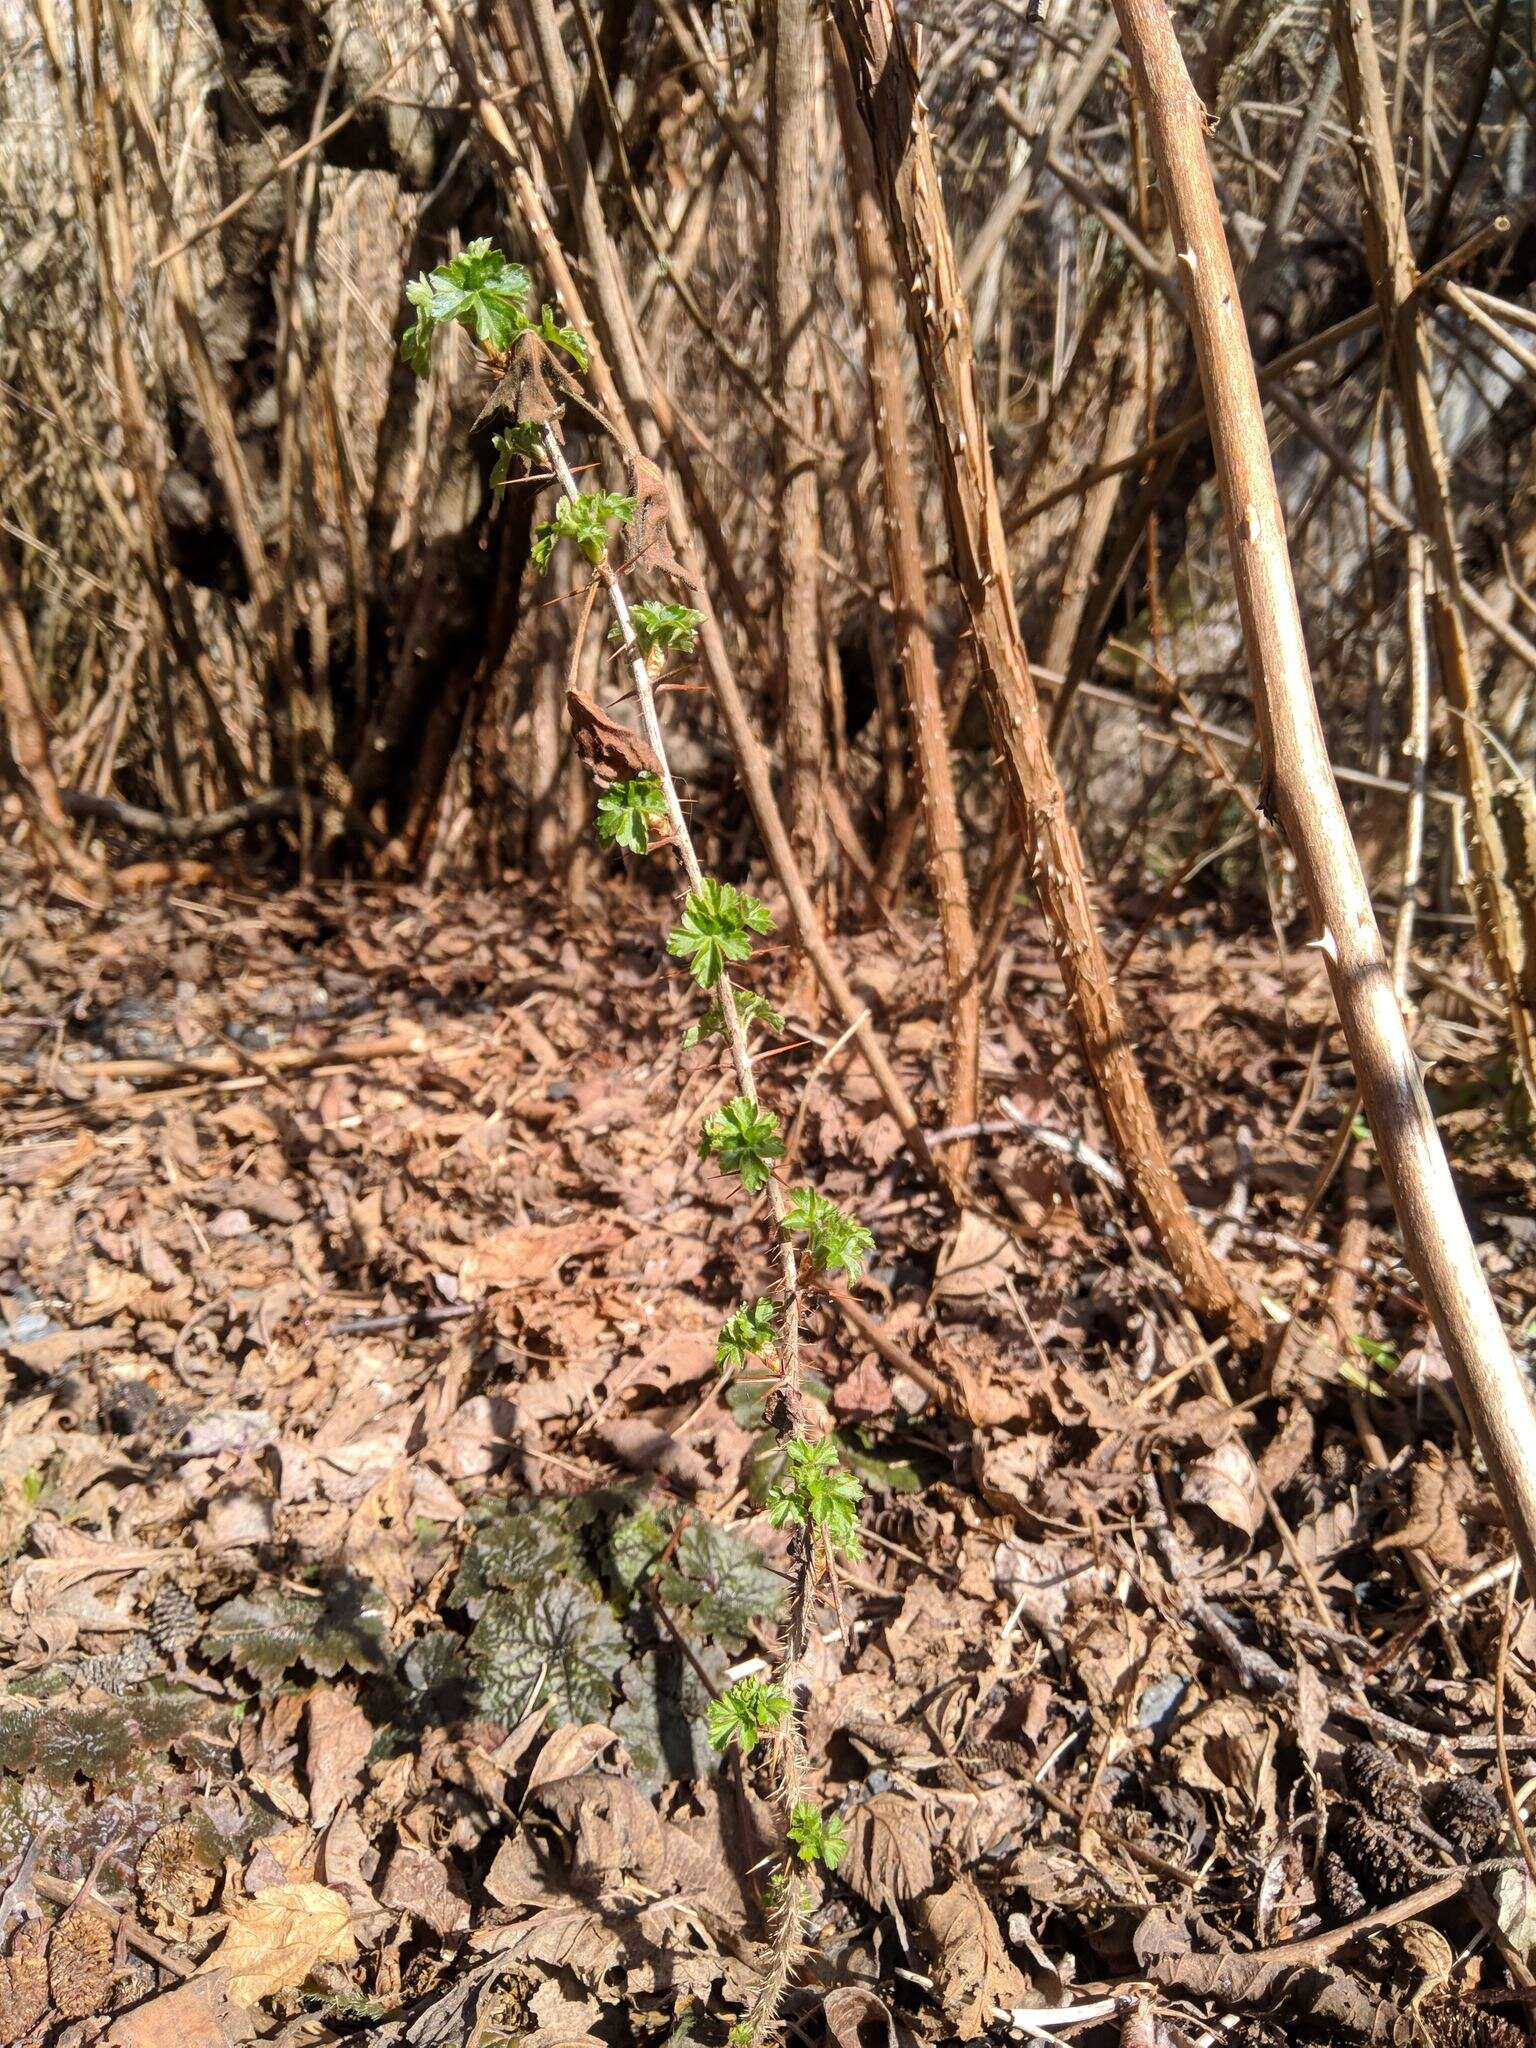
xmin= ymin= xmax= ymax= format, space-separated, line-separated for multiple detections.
xmin=203 ymin=1574 xmax=392 ymax=1681
xmin=658 ymin=1519 xmax=783 ymax=1649
xmin=781 ymin=1186 xmax=873 ymax=1283
xmin=468 ymin=1578 xmax=627 ymax=1726
xmin=787 ymin=1801 xmax=847 ymax=1870
xmin=401 ymin=241 xmax=588 ymax=380
xmin=597 ymin=774 xmax=668 ymax=854
xmin=667 ymin=879 xmax=774 ymax=988
xmin=683 ymin=987 xmax=784 ymax=1051
xmin=610 ymin=599 xmax=704 ymax=659
xmin=490 ymin=421 xmax=545 ymax=486
xmin=716 ymin=1296 xmax=778 ymax=1370
xmin=707 ymin=1674 xmax=792 ymax=1754
xmin=766 ymin=1437 xmax=863 ymax=1560
xmin=402 ymin=240 xmax=532 ymax=369
xmin=531 ymin=490 xmax=637 ymax=572
xmin=699 ymin=1095 xmax=784 ymax=1192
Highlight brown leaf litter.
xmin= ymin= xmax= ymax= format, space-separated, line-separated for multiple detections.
xmin=0 ymin=871 xmax=1533 ymax=2046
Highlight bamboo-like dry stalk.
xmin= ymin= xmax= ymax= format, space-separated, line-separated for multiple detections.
xmin=829 ymin=0 xmax=1262 ymax=1351
xmin=1329 ymin=0 xmax=1536 ymax=1109
xmin=829 ymin=39 xmax=981 ymax=1179
xmin=1108 ymin=0 xmax=1536 ymax=1587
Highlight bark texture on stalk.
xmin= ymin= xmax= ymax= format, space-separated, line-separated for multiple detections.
xmin=1108 ymin=0 xmax=1536 ymax=1587
xmin=830 ymin=39 xmax=980 ymax=1178
xmin=829 ymin=0 xmax=1260 ymax=1351
xmin=0 ymin=532 xmax=108 ymax=902
xmin=1329 ymin=0 xmax=1536 ymax=1106
xmin=769 ymin=0 xmax=834 ymax=912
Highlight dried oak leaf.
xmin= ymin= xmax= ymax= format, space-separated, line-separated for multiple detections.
xmin=0 ymin=1926 xmax=47 ymax=2044
xmin=913 ymin=1875 xmax=1029 ymax=2041
xmin=48 ymin=1910 xmax=114 ymax=2019
xmin=199 ymin=1882 xmax=355 ymax=2009
xmin=138 ymin=1821 xmax=218 ymax=1925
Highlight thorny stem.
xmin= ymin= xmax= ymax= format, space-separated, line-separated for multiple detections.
xmin=538 ymin=417 xmax=817 ymax=2033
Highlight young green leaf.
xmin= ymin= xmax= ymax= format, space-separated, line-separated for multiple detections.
xmin=531 ymin=490 xmax=637 ymax=572
xmin=765 ymin=1436 xmax=863 ymax=1560
xmin=700 ymin=1096 xmax=784 ymax=1192
xmin=400 ymin=240 xmax=531 ymax=370
xmin=781 ymin=1186 xmax=873 ymax=1283
xmin=596 ymin=775 xmax=668 ymax=855
xmin=490 ymin=421 xmax=545 ymax=487
xmin=610 ymin=599 xmax=704 ymax=660
xmin=716 ymin=1297 xmax=779 ymax=1370
xmin=536 ymin=302 xmax=589 ymax=369
xmin=666 ymin=879 xmax=774 ymax=988
xmin=787 ymin=1801 xmax=848 ymax=1871
xmin=707 ymin=1675 xmax=792 ymax=1755
xmin=683 ymin=987 xmax=785 ymax=1051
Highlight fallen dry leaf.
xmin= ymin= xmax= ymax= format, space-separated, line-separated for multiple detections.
xmin=305 ymin=1687 xmax=374 ymax=1827
xmin=914 ymin=1874 xmax=1030 ymax=2040
xmin=104 ymin=1972 xmax=247 ymax=2048
xmin=200 ymin=1882 xmax=355 ymax=2008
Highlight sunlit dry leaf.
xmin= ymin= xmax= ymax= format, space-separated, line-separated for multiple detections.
xmin=200 ymin=1882 xmax=355 ymax=2008
xmin=914 ymin=1874 xmax=1030 ymax=2041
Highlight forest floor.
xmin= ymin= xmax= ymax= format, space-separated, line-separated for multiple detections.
xmin=1 ymin=864 xmax=1534 ymax=2048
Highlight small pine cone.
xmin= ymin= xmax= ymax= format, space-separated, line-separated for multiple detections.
xmin=1320 ymin=1848 xmax=1368 ymax=1923
xmin=46 ymin=1911 xmax=113 ymax=2020
xmin=1429 ymin=1776 xmax=1504 ymax=1860
xmin=148 ymin=1581 xmax=200 ymax=1655
xmin=1341 ymin=1741 xmax=1422 ymax=1827
xmin=0 ymin=1927 xmax=48 ymax=2046
xmin=137 ymin=1822 xmax=216 ymax=1924
xmin=1419 ymin=1999 xmax=1527 ymax=2048
xmin=78 ymin=1635 xmax=161 ymax=1696
xmin=1330 ymin=1802 xmax=1424 ymax=1903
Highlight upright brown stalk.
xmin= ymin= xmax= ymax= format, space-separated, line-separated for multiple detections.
xmin=830 ymin=41 xmax=981 ymax=1178
xmin=1329 ymin=0 xmax=1536 ymax=1105
xmin=1108 ymin=0 xmax=1536 ymax=1586
xmin=769 ymin=0 xmax=835 ymax=915
xmin=829 ymin=0 xmax=1260 ymax=1351
xmin=0 ymin=533 xmax=107 ymax=901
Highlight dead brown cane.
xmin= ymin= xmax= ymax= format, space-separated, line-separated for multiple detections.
xmin=1104 ymin=0 xmax=1536 ymax=1589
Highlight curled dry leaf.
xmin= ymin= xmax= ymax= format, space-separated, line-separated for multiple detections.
xmin=1183 ymin=1435 xmax=1264 ymax=1538
xmin=914 ymin=1874 xmax=1030 ymax=2042
xmin=823 ymin=1985 xmax=911 ymax=2048
xmin=199 ymin=1881 xmax=355 ymax=2009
